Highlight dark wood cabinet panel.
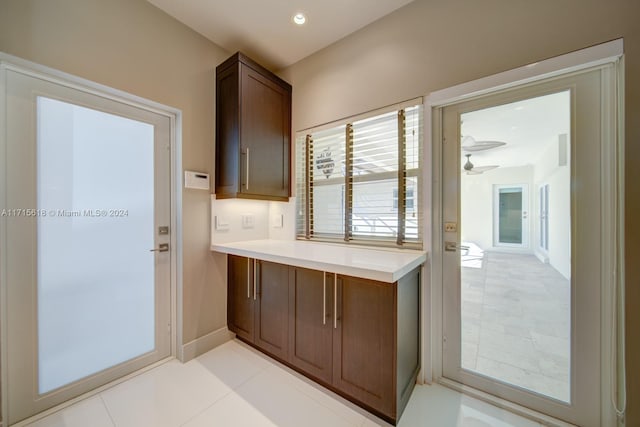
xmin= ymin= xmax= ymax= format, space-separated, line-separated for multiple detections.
xmin=240 ymin=66 xmax=290 ymax=199
xmin=396 ymin=267 xmax=420 ymax=417
xmin=215 ymin=52 xmax=291 ymax=201
xmin=333 ymin=275 xmax=395 ymax=418
xmin=288 ymin=268 xmax=333 ymax=384
xmin=227 ymin=255 xmax=254 ymax=342
xmin=254 ymin=260 xmax=289 ymax=360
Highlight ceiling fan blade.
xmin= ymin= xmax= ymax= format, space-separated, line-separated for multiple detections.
xmin=462 ymin=140 xmax=506 ymax=152
xmin=472 ymin=165 xmax=499 ymax=172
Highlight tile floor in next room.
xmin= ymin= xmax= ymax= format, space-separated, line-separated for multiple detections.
xmin=27 ymin=339 xmax=546 ymax=427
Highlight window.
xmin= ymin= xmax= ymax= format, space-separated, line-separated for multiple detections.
xmin=296 ymin=100 xmax=423 ymax=247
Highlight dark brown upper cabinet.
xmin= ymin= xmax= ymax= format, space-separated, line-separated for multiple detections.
xmin=215 ymin=52 xmax=292 ymax=201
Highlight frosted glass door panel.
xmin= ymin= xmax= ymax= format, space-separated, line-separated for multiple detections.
xmin=37 ymin=97 xmax=155 ymax=394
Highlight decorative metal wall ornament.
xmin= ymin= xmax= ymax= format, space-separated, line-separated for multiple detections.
xmin=316 ymin=148 xmax=335 ymax=178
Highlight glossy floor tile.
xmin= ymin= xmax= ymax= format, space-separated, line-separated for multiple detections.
xmin=26 ymin=340 xmax=543 ymax=427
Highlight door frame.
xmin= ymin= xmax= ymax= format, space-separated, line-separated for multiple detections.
xmin=492 ymin=183 xmax=529 ymax=249
xmin=0 ymin=52 xmax=183 ymax=425
xmin=422 ymin=39 xmax=624 ymax=426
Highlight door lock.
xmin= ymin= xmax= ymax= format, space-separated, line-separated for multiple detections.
xmin=444 ymin=222 xmax=457 ymax=232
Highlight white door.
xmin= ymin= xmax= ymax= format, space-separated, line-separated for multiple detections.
xmin=493 ymin=184 xmax=529 ymax=249
xmin=441 ymin=66 xmax=612 ymax=426
xmin=2 ymin=68 xmax=172 ymax=424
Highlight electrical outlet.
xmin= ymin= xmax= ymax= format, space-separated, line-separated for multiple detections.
xmin=242 ymin=214 xmax=254 ymax=229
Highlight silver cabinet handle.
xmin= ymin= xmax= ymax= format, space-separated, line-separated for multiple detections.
xmin=333 ymin=273 xmax=338 ymax=329
xmin=245 ymin=147 xmax=250 ymax=190
xmin=253 ymin=259 xmax=257 ymax=301
xmin=323 ymin=273 xmax=326 ymax=325
xmin=247 ymin=259 xmax=251 ymax=299
xmin=150 ymin=243 xmax=169 ymax=252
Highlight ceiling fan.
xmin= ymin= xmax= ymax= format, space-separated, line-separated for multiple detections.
xmin=461 ymin=135 xmax=506 ymax=152
xmin=463 ymin=154 xmax=498 ymax=175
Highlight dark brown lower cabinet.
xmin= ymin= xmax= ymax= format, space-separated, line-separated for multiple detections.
xmin=228 ymin=256 xmax=421 ymax=425
xmin=333 ymin=275 xmax=396 ymax=417
xmin=227 ymin=255 xmax=254 ymax=342
xmin=288 ymin=268 xmax=334 ymax=385
xmin=254 ymin=259 xmax=289 ymax=360
xmin=227 ymin=256 xmax=289 ymax=360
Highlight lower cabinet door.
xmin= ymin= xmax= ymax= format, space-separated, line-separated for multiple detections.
xmin=254 ymin=260 xmax=289 ymax=360
xmin=288 ymin=268 xmax=334 ymax=384
xmin=333 ymin=275 xmax=396 ymax=418
xmin=228 ymin=255 xmax=254 ymax=342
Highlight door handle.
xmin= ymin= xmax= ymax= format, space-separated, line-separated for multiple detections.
xmin=150 ymin=243 xmax=169 ymax=252
xmin=445 ymin=242 xmax=469 ymax=252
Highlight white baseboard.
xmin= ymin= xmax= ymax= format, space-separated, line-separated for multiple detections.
xmin=179 ymin=326 xmax=235 ymax=362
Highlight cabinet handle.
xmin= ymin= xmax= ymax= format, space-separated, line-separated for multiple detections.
xmin=245 ymin=147 xmax=250 ymax=190
xmin=253 ymin=259 xmax=257 ymax=300
xmin=323 ymin=273 xmax=326 ymax=325
xmin=246 ymin=259 xmax=251 ymax=299
xmin=333 ymin=273 xmax=338 ymax=329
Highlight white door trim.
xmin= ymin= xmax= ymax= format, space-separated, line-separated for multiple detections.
xmin=0 ymin=52 xmax=183 ymax=424
xmin=423 ymin=39 xmax=623 ymax=426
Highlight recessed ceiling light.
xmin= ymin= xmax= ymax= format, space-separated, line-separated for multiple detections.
xmin=293 ymin=13 xmax=306 ymax=25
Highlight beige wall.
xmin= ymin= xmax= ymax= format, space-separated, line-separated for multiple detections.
xmin=280 ymin=0 xmax=640 ymax=424
xmin=0 ymin=0 xmax=230 ymax=350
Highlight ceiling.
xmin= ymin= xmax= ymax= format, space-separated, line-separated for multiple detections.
xmin=461 ymin=90 xmax=571 ymax=171
xmin=147 ymin=0 xmax=414 ymax=70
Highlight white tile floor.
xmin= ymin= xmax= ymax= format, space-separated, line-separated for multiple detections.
xmin=26 ymin=339 xmax=545 ymax=427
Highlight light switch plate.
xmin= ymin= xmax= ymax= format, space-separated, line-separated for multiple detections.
xmin=272 ymin=214 xmax=283 ymax=228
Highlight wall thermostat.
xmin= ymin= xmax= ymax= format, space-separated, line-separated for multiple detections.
xmin=184 ymin=171 xmax=210 ymax=190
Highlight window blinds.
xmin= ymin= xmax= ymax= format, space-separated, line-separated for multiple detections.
xmin=296 ymin=101 xmax=423 ymax=247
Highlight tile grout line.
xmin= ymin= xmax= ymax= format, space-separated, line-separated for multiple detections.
xmin=262 ymin=361 xmax=373 ymax=427
xmin=178 ymin=345 xmax=270 ymax=427
xmin=230 ymin=340 xmax=370 ymax=426
xmin=99 ymin=394 xmax=117 ymax=427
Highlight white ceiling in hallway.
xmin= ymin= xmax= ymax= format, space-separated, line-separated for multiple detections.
xmin=461 ymin=91 xmax=571 ymax=171
xmin=147 ymin=0 xmax=415 ymax=70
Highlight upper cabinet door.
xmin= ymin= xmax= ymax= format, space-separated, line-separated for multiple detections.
xmin=215 ymin=52 xmax=292 ymax=201
xmin=240 ymin=64 xmax=291 ymax=199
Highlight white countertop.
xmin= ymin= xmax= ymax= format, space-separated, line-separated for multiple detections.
xmin=211 ymin=239 xmax=427 ymax=283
